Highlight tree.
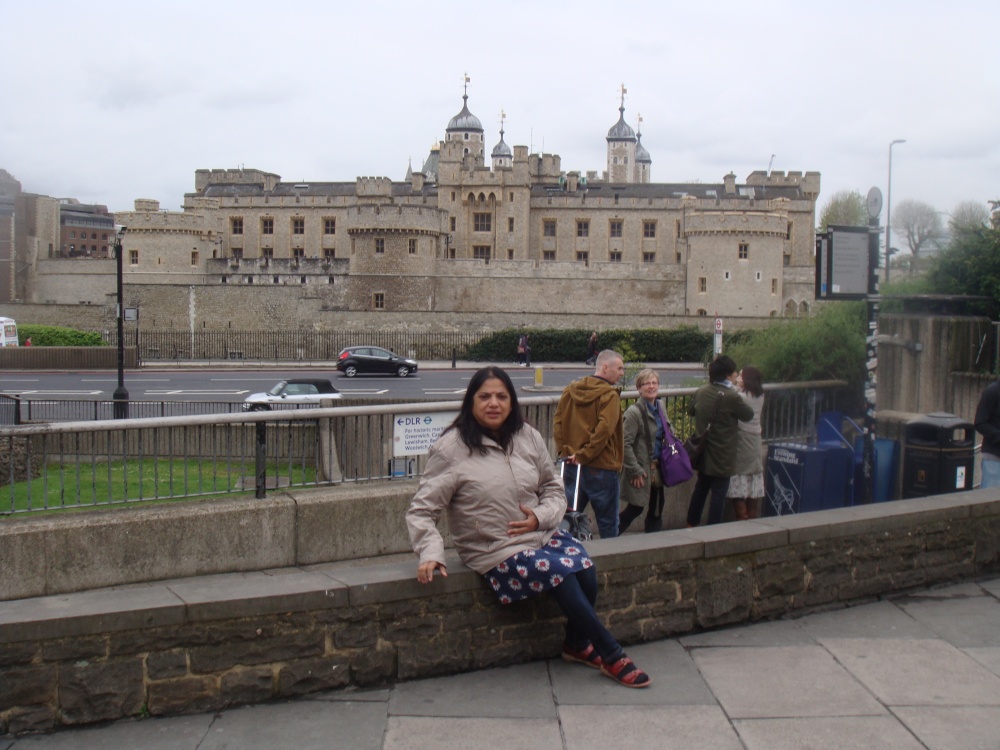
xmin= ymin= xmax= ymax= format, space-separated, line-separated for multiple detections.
xmin=926 ymin=226 xmax=1000 ymax=319
xmin=949 ymin=200 xmax=990 ymax=235
xmin=818 ymin=190 xmax=866 ymax=231
xmin=891 ymin=199 xmax=943 ymax=269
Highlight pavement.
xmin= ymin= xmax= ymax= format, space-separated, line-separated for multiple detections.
xmin=5 ymin=576 xmax=1000 ymax=750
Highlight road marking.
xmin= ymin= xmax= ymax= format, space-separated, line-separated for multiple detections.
xmin=0 ymin=378 xmax=39 ymax=382
xmin=337 ymin=389 xmax=389 ymax=394
xmin=424 ymin=389 xmax=466 ymax=394
xmin=81 ymin=378 xmax=171 ymax=382
xmin=144 ymin=390 xmax=249 ymax=395
xmin=2 ymin=390 xmax=103 ymax=395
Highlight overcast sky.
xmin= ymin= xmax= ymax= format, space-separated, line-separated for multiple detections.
xmin=2 ymin=1 xmax=997 ymax=223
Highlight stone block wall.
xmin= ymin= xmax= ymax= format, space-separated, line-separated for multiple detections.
xmin=1 ymin=489 xmax=999 ymax=734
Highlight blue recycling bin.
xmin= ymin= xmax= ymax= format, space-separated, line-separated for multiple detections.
xmin=764 ymin=443 xmax=855 ymax=516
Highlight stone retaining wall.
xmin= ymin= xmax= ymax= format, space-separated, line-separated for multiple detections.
xmin=1 ymin=489 xmax=999 ymax=735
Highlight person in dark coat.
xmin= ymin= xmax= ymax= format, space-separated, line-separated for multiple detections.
xmin=685 ymin=355 xmax=754 ymax=526
xmin=975 ymin=379 xmax=1000 ymax=488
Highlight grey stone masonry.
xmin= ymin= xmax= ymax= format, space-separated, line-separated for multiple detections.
xmin=1 ymin=489 xmax=999 ymax=735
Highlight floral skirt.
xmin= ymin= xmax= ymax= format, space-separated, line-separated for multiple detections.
xmin=484 ymin=529 xmax=594 ymax=605
xmin=727 ymin=472 xmax=765 ymax=498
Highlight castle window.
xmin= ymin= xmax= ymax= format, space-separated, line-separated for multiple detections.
xmin=262 ymin=218 xmax=274 ymax=235
xmin=375 ymin=238 xmax=385 ymax=254
xmin=507 ymin=249 xmax=514 ymax=260
xmin=451 ymin=191 xmax=456 ymax=201
xmin=643 ymin=221 xmax=656 ymax=238
xmin=262 ymin=248 xmax=273 ymax=260
xmin=543 ymin=220 xmax=556 ymax=237
xmin=473 ymin=246 xmax=491 ymax=264
xmin=324 ymin=218 xmax=336 ymax=234
xmin=698 ymin=277 xmax=707 ymax=293
xmin=292 ymin=218 xmax=305 ymax=235
xmin=676 ymin=252 xmax=682 ymax=263
xmin=756 ymin=271 xmax=762 ymax=281
xmin=474 ymin=213 xmax=492 ymax=232
xmin=324 ymin=248 xmax=335 ymax=260
xmin=450 ymin=216 xmax=456 ymax=232
xmin=576 ymin=220 xmax=589 ymax=238
xmin=772 ymin=278 xmax=778 ymax=294
xmin=464 ymin=133 xmax=469 ymax=140
xmin=191 ymin=251 xmax=199 ymax=266
xmin=274 ymin=276 xmax=280 ymax=284
xmin=610 ymin=220 xmax=622 ymax=238
xmin=676 ymin=220 xmax=682 ymax=238
xmin=609 ymin=251 xmax=622 ymax=263
xmin=508 ymin=217 xmax=514 ymax=233
xmin=738 ymin=242 xmax=749 ymax=259
xmin=786 ymin=221 xmax=793 ymax=240
xmin=509 ymin=192 xmax=514 ymax=201
xmin=543 ymin=251 xmax=556 ymax=261
xmin=613 ymin=157 xmax=618 ymax=165
xmin=231 ymin=218 xmax=243 ymax=235
xmin=698 ymin=309 xmax=708 ymax=317
xmin=624 ymin=157 xmax=629 ymax=164
xmin=724 ymin=270 xmax=731 ymax=280
xmin=373 ymin=293 xmax=385 ymax=310
xmin=129 ymin=250 xmax=139 ymax=265
xmin=643 ymin=252 xmax=656 ymax=264
xmin=783 ymin=254 xmax=791 ymax=266
xmin=293 ymin=248 xmax=305 ymax=259
xmin=576 ymin=251 xmax=589 ymax=266
xmin=408 ymin=239 xmax=417 ymax=254
xmin=231 ymin=248 xmax=243 ymax=259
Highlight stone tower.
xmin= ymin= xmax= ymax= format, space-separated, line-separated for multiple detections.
xmin=445 ymin=77 xmax=484 ymax=166
xmin=606 ymin=85 xmax=637 ymax=183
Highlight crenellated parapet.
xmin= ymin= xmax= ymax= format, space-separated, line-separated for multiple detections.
xmin=355 ymin=176 xmax=394 ymax=199
xmin=684 ymin=210 xmax=789 ymax=237
xmin=194 ymin=168 xmax=281 ymax=193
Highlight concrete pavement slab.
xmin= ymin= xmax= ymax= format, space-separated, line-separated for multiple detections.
xmin=388 ymin=662 xmax=556 ymax=718
xmin=7 ymin=714 xmax=213 ymax=749
xmin=679 ymin=617 xmax=814 ymax=647
xmin=796 ymin=600 xmax=937 ymax=640
xmin=821 ymin=638 xmax=1000 ymax=705
xmin=559 ymin=705 xmax=743 ymax=750
xmin=197 ymin=699 xmax=387 ymax=750
xmin=308 ymin=686 xmax=391 ymax=703
xmin=732 ymin=716 xmax=926 ymax=750
xmin=894 ymin=588 xmax=1000 ymax=647
xmin=962 ymin=646 xmax=1000 ymax=678
xmin=383 ymin=716 xmax=563 ymax=750
xmin=551 ymin=639 xmax=715 ymax=706
xmin=979 ymin=577 xmax=1000 ymax=599
xmin=692 ymin=645 xmax=886 ymax=718
xmin=892 ymin=706 xmax=1000 ymax=750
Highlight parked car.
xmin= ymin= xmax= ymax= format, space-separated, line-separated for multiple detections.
xmin=242 ymin=378 xmax=342 ymax=411
xmin=336 ymin=346 xmax=418 ymax=378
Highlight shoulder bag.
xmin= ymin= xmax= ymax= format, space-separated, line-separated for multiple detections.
xmin=639 ymin=406 xmax=664 ymax=488
xmin=657 ymin=407 xmax=694 ymax=486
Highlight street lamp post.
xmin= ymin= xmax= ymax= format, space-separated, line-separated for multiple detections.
xmin=885 ymin=139 xmax=906 ymax=284
xmin=112 ymin=225 xmax=129 ymax=419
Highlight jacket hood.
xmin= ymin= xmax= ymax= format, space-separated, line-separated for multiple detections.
xmin=564 ymin=376 xmax=618 ymax=406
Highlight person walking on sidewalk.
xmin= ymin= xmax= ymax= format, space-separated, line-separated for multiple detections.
xmin=406 ymin=367 xmax=651 ymax=688
xmin=584 ymin=331 xmax=599 ymax=366
xmin=685 ymin=355 xmax=754 ymax=526
xmin=553 ymin=350 xmax=626 ymax=538
xmin=619 ymin=368 xmax=668 ymax=533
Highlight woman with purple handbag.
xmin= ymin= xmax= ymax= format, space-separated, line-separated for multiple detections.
xmin=619 ymin=369 xmax=671 ymax=533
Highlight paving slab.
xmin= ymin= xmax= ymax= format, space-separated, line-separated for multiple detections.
xmin=733 ymin=716 xmax=926 ymax=750
xmin=892 ymin=706 xmax=1000 ymax=750
xmin=383 ymin=716 xmax=563 ymax=750
xmin=821 ymin=638 xmax=1000 ymax=705
xmin=307 ymin=686 xmax=391 ymax=703
xmin=551 ymin=639 xmax=715 ymax=706
xmin=8 ymin=714 xmax=213 ymax=749
xmin=197 ymin=699 xmax=387 ymax=750
xmin=894 ymin=589 xmax=1000 ymax=647
xmin=796 ymin=599 xmax=937 ymax=640
xmin=680 ymin=617 xmax=814 ymax=647
xmin=962 ymin=646 xmax=1000 ymax=678
xmin=560 ymin=705 xmax=742 ymax=750
xmin=388 ymin=662 xmax=556 ymax=718
xmin=692 ymin=645 xmax=886 ymax=718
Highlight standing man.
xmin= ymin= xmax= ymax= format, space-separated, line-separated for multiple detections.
xmin=974 ymin=378 xmax=1000 ymax=489
xmin=685 ymin=355 xmax=754 ymax=526
xmin=554 ymin=350 xmax=626 ymax=538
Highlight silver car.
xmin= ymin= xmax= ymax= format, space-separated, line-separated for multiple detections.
xmin=242 ymin=378 xmax=343 ymax=411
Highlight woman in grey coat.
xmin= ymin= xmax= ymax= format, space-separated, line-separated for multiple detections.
xmin=619 ymin=369 xmax=669 ymax=533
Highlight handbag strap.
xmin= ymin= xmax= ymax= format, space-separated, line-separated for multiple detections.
xmin=639 ymin=403 xmax=654 ymax=460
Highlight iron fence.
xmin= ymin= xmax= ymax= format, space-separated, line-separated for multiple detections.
xmin=102 ymin=329 xmax=486 ymax=362
xmin=1 ymin=381 xmax=850 ymax=515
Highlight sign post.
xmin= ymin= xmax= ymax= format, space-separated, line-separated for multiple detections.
xmin=713 ymin=317 xmax=723 ymax=355
xmin=861 ymin=187 xmax=883 ymax=504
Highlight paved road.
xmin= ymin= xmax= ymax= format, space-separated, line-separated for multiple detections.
xmin=5 ymin=577 xmax=1000 ymax=749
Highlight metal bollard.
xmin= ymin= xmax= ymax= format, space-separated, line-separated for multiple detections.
xmin=534 ymin=366 xmax=543 ymax=387
xmin=452 ymin=348 xmax=457 ymax=368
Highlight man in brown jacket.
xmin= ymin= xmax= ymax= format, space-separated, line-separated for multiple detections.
xmin=554 ymin=350 xmax=626 ymax=538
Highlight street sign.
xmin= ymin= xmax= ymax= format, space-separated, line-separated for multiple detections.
xmin=392 ymin=411 xmax=458 ymax=456
xmin=715 ymin=317 xmax=723 ymax=332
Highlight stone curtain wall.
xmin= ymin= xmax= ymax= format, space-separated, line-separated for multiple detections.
xmin=2 ymin=490 xmax=999 ymax=734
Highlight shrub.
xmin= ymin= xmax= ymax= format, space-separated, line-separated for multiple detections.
xmin=465 ymin=327 xmax=711 ymax=364
xmin=17 ymin=325 xmax=106 ymax=347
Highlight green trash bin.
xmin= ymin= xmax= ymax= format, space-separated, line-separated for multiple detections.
xmin=901 ymin=412 xmax=975 ymax=499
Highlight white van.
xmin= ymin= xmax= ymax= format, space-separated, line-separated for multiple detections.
xmin=0 ymin=317 xmax=18 ymax=347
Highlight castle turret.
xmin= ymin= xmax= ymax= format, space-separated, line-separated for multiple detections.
xmin=606 ymin=85 xmax=637 ymax=183
xmin=635 ymin=116 xmax=651 ymax=184
xmin=445 ymin=76 xmax=485 ymax=166
xmin=491 ymin=111 xmax=513 ymax=170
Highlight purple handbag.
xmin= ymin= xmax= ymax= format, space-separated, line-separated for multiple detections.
xmin=658 ymin=409 xmax=694 ymax=486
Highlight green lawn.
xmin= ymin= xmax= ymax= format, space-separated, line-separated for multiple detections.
xmin=2 ymin=458 xmax=317 ymax=515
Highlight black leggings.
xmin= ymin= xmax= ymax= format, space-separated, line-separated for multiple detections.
xmin=548 ymin=566 xmax=622 ymax=662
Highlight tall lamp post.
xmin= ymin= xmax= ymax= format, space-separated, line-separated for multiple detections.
xmin=885 ymin=139 xmax=906 ymax=284
xmin=112 ymin=225 xmax=129 ymax=419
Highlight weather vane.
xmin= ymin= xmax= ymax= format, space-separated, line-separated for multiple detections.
xmin=620 ymin=83 xmax=627 ymax=107
xmin=463 ymin=73 xmax=470 ymax=96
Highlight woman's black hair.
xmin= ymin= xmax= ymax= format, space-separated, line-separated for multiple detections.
xmin=740 ymin=365 xmax=764 ymax=398
xmin=448 ymin=366 xmax=524 ymax=454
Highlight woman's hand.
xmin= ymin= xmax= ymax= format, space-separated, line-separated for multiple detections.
xmin=630 ymin=473 xmax=646 ymax=489
xmin=508 ymin=505 xmax=540 ymax=536
xmin=417 ymin=560 xmax=447 ymax=584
